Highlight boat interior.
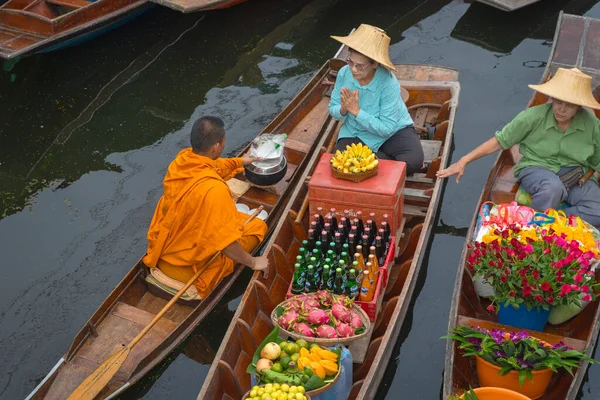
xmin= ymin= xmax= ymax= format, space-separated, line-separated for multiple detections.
xmin=28 ymin=59 xmax=345 ymax=400
xmin=197 ymin=63 xmax=461 ymax=400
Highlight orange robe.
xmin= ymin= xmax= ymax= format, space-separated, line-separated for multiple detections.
xmin=143 ymin=148 xmax=267 ymax=299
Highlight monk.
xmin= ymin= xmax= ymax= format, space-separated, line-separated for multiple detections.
xmin=143 ymin=116 xmax=269 ymax=299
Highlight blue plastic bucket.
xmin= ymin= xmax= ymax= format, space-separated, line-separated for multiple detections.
xmin=497 ymin=303 xmax=551 ymax=332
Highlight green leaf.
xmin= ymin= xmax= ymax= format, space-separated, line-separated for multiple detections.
xmin=247 ymin=326 xmax=281 ymax=376
xmin=518 ymin=370 xmax=526 ymax=387
xmin=303 ymin=374 xmax=326 ymax=391
xmin=275 ymin=305 xmax=285 ymax=318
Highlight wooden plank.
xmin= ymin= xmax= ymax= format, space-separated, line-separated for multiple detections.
xmin=46 ymin=0 xmax=90 ymax=8
xmin=77 ymin=314 xmax=134 ymax=363
xmin=111 ymin=301 xmax=178 ymax=335
xmin=403 ymin=204 xmax=428 ymax=217
xmin=414 ymin=107 xmax=428 ymax=129
xmin=403 ymin=187 xmax=431 ymax=202
xmin=406 ymin=173 xmax=434 ymax=184
xmin=422 ymin=140 xmax=442 ymax=164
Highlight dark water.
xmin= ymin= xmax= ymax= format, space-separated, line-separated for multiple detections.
xmin=1 ymin=0 xmax=600 ymax=399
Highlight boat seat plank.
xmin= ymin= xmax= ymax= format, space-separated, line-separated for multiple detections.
xmin=422 ymin=140 xmax=442 ymax=164
xmin=457 ymin=316 xmax=587 ymax=351
xmin=77 ymin=314 xmax=134 ymax=363
xmin=403 ymin=204 xmax=428 ymax=217
xmin=136 ymin=292 xmax=188 ymax=324
xmin=406 ymin=172 xmax=434 ymax=184
xmin=285 ymin=97 xmax=330 ymax=145
xmin=284 ymin=137 xmax=312 ymax=154
xmin=45 ymin=0 xmax=90 ymax=8
xmin=42 ymin=356 xmax=127 ymax=400
xmin=111 ymin=301 xmax=178 ymax=335
xmin=403 ymin=187 xmax=431 ymax=202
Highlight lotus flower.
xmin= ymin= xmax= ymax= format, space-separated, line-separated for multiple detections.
xmin=315 ymin=290 xmax=333 ymax=307
xmin=305 ymin=309 xmax=331 ymax=325
xmin=295 ymin=322 xmax=316 ymax=337
xmin=316 ymin=324 xmax=338 ymax=338
xmin=278 ymin=309 xmax=299 ymax=330
xmin=349 ymin=311 xmax=363 ymax=330
xmin=335 ymin=321 xmax=354 ymax=338
xmin=331 ymin=303 xmax=351 ymax=322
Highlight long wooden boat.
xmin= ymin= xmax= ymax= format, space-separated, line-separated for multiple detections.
xmin=25 ymin=56 xmax=344 ymax=400
xmin=196 ymin=55 xmax=461 ymax=398
xmin=473 ymin=0 xmax=541 ymax=12
xmin=0 ymin=0 xmax=247 ymax=60
xmin=443 ymin=12 xmax=600 ymax=400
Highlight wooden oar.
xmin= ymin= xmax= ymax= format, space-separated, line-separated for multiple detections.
xmin=67 ymin=206 xmax=264 ymax=400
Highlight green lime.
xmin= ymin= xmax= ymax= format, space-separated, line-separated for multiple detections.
xmin=295 ymin=339 xmax=308 ymax=349
xmin=279 ymin=356 xmax=291 ymax=369
xmin=287 ymin=343 xmax=299 ymax=354
xmin=271 ymin=363 xmax=283 ymax=373
xmin=290 ymin=353 xmax=300 ymax=362
xmin=303 ymin=366 xmax=314 ymax=378
xmin=309 ymin=343 xmax=320 ymax=351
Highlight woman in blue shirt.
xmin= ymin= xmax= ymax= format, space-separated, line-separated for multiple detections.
xmin=329 ymin=24 xmax=424 ymax=175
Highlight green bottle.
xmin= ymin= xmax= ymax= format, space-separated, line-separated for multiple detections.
xmin=291 ymin=263 xmax=305 ymax=294
xmin=304 ymin=265 xmax=316 ymax=293
xmin=333 ymin=267 xmax=344 ymax=295
xmin=319 ymin=265 xmax=332 ymax=291
xmin=346 ymin=269 xmax=359 ymax=299
xmin=339 ymin=259 xmax=348 ymax=286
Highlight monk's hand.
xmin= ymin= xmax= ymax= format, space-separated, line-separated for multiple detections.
xmin=242 ymin=156 xmax=263 ymax=165
xmin=251 ymin=255 xmax=270 ymax=279
xmin=436 ymin=159 xmax=467 ymax=183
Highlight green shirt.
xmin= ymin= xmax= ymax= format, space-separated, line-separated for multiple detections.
xmin=495 ymin=104 xmax=600 ymax=176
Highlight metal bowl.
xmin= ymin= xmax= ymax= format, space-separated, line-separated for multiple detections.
xmin=244 ymin=155 xmax=288 ymax=186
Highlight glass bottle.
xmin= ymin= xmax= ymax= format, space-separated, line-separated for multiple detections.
xmin=304 ymin=265 xmax=316 ymax=293
xmin=291 ymin=263 xmax=305 ymax=294
xmin=361 ymin=237 xmax=370 ymax=259
xmin=330 ymin=208 xmax=338 ymax=231
xmin=368 ymin=252 xmax=380 ymax=278
xmin=359 ymin=269 xmax=375 ymax=302
xmin=307 ymin=230 xmax=316 ymax=251
xmin=319 ymin=265 xmax=331 ymax=290
xmin=348 ymin=234 xmax=356 ymax=256
xmin=333 ymin=267 xmax=344 ymax=295
xmin=375 ymin=235 xmax=385 ymax=266
xmin=316 ymin=207 xmax=326 ymax=229
xmin=339 ymin=259 xmax=348 ymax=286
xmin=346 ymin=269 xmax=359 ymax=299
xmin=356 ymin=210 xmax=365 ymax=236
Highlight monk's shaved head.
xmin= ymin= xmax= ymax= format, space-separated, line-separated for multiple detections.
xmin=190 ymin=116 xmax=226 ymax=153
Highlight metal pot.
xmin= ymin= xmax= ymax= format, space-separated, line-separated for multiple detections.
xmin=244 ymin=155 xmax=288 ymax=186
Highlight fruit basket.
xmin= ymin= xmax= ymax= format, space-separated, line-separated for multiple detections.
xmin=330 ymin=143 xmax=379 ymax=183
xmin=242 ymin=384 xmax=312 ymax=400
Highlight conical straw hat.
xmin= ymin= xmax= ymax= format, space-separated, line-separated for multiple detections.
xmin=528 ymin=68 xmax=600 ymax=109
xmin=331 ymin=24 xmax=396 ymax=71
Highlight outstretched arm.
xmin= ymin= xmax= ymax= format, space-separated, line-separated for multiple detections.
xmin=222 ymin=241 xmax=270 ymax=278
xmin=436 ymin=137 xmax=502 ymax=183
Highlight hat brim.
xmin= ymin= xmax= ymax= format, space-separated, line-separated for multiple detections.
xmin=331 ymin=35 xmax=397 ymax=71
xmin=528 ymin=83 xmax=600 ymax=110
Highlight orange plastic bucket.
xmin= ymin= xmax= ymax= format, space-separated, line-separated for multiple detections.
xmin=459 ymin=387 xmax=532 ymax=399
xmin=475 ymin=356 xmax=553 ymax=399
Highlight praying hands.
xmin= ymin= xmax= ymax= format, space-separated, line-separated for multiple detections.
xmin=340 ymin=87 xmax=360 ymax=116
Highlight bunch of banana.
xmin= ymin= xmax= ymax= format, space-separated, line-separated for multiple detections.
xmin=330 ymin=143 xmax=379 ymax=174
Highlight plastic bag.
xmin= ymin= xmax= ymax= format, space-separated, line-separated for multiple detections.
xmin=250 ymin=133 xmax=288 ymax=160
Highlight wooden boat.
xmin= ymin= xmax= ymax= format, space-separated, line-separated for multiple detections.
xmin=196 ymin=52 xmax=461 ymax=398
xmin=473 ymin=0 xmax=541 ymax=12
xmin=443 ymin=12 xmax=600 ymax=400
xmin=25 ymin=55 xmax=344 ymax=400
xmin=0 ymin=0 xmax=247 ymax=60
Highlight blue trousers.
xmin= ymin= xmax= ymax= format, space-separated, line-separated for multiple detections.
xmin=517 ymin=166 xmax=600 ymax=228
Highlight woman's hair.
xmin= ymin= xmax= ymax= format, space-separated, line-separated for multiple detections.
xmin=349 ymin=49 xmax=375 ymax=65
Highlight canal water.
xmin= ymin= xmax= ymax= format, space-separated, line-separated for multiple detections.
xmin=1 ymin=0 xmax=600 ymax=398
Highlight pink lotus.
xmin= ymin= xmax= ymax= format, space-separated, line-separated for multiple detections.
xmin=295 ymin=322 xmax=316 ymax=337
xmin=305 ymin=309 xmax=331 ymax=325
xmin=278 ymin=310 xmax=299 ymax=330
xmin=315 ymin=290 xmax=333 ymax=307
xmin=349 ymin=311 xmax=363 ymax=330
xmin=335 ymin=321 xmax=354 ymax=338
xmin=316 ymin=324 xmax=337 ymax=338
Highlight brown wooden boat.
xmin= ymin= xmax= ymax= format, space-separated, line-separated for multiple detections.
xmin=443 ymin=12 xmax=600 ymax=400
xmin=0 ymin=0 xmax=247 ymax=60
xmin=473 ymin=0 xmax=541 ymax=12
xmin=196 ymin=55 xmax=461 ymax=398
xmin=25 ymin=55 xmax=345 ymax=400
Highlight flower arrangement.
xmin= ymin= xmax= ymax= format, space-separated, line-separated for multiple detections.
xmin=468 ymin=224 xmax=598 ymax=312
xmin=443 ymin=325 xmax=597 ymax=386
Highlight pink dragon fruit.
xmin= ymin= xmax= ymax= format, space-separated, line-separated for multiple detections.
xmin=316 ymin=324 xmax=337 ymax=338
xmin=291 ymin=295 xmax=309 ymax=302
xmin=305 ymin=308 xmax=331 ymax=325
xmin=315 ymin=290 xmax=333 ymax=307
xmin=335 ymin=321 xmax=354 ymax=338
xmin=285 ymin=300 xmax=302 ymax=313
xmin=295 ymin=322 xmax=316 ymax=337
xmin=278 ymin=309 xmax=299 ymax=330
xmin=333 ymin=294 xmax=353 ymax=308
xmin=301 ymin=298 xmax=321 ymax=312
xmin=331 ymin=303 xmax=351 ymax=323
xmin=349 ymin=311 xmax=363 ymax=330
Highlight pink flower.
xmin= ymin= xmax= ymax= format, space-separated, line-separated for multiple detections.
xmin=574 ymin=274 xmax=583 ymax=283
xmin=583 ymin=294 xmax=593 ymax=302
xmin=522 ymin=286 xmax=533 ymax=297
xmin=546 ymin=297 xmax=555 ymax=304
xmin=487 ymin=305 xmax=496 ymax=313
xmin=543 ymin=248 xmax=551 ymax=255
xmin=582 ymin=285 xmax=590 ymax=293
xmin=534 ymin=294 xmax=544 ymax=303
xmin=532 ymin=270 xmax=540 ymax=279
xmin=500 ymin=276 xmax=507 ymax=283
xmin=504 ymin=268 xmax=511 ymax=275
xmin=509 ymin=290 xmax=516 ymax=297
xmin=523 ymin=244 xmax=534 ymax=254
xmin=571 ymin=284 xmax=580 ymax=291
xmin=561 ymin=284 xmax=572 ymax=295
xmin=541 ymin=282 xmax=551 ymax=292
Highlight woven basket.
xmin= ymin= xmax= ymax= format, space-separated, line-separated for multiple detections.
xmin=270 ymin=298 xmax=371 ymax=346
xmin=330 ymin=163 xmax=378 ymax=182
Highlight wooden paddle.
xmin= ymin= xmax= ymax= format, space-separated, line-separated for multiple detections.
xmin=67 ymin=206 xmax=264 ymax=400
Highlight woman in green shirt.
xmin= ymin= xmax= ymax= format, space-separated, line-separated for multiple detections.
xmin=437 ymin=68 xmax=600 ymax=228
